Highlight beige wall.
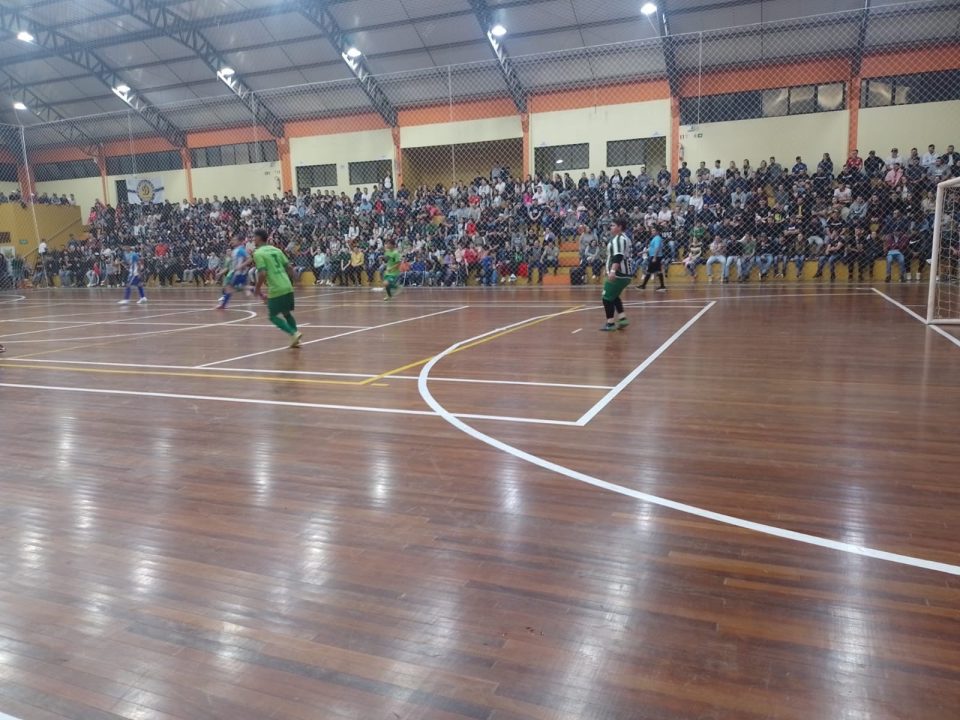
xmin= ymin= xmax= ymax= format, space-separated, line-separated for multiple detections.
xmin=401 ymin=116 xmax=522 ymax=149
xmin=529 ymin=99 xmax=672 ymax=176
xmin=104 ymin=170 xmax=189 ymax=207
xmin=857 ymin=100 xmax=960 ymax=157
xmin=191 ymin=162 xmax=280 ymax=201
xmin=35 ymin=177 xmax=104 ymax=213
xmin=680 ymin=111 xmax=849 ymax=174
xmin=0 ymin=182 xmax=20 ymax=196
xmin=290 ymin=128 xmax=394 ymax=194
xmin=0 ymin=203 xmax=84 ymax=252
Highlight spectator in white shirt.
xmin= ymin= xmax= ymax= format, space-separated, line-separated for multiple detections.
xmin=833 ymin=184 xmax=852 ymax=206
xmin=886 ymin=148 xmax=901 ymax=169
xmin=710 ymin=160 xmax=726 ymax=179
xmin=922 ymin=144 xmax=939 ymax=168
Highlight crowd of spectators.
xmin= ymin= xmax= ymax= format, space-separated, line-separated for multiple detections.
xmin=7 ymin=140 xmax=960 ymax=291
xmin=0 ymin=190 xmax=76 ymax=206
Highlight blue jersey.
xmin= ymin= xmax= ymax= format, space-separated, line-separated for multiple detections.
xmin=647 ymin=234 xmax=664 ymax=258
xmin=126 ymin=251 xmax=141 ymax=277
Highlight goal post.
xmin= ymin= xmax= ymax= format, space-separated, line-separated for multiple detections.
xmin=926 ymin=176 xmax=960 ymax=325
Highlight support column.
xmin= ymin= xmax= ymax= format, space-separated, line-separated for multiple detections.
xmin=97 ymin=155 xmax=108 ymax=205
xmin=670 ymin=96 xmax=681 ymax=176
xmin=278 ymin=137 xmax=293 ymax=194
xmin=179 ymin=148 xmax=194 ymax=202
xmin=17 ymin=162 xmax=34 ymax=201
xmin=521 ymin=112 xmax=531 ymax=179
xmin=847 ymin=75 xmax=861 ymax=157
xmin=392 ymin=127 xmax=402 ymax=190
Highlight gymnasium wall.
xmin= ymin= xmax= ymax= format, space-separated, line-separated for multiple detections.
xmin=529 ymin=99 xmax=672 ymax=175
xmin=289 ymin=128 xmax=394 ymax=194
xmin=679 ymin=110 xmax=850 ymax=172
xmin=402 ymin=139 xmax=523 ymax=189
xmin=0 ymin=182 xmax=20 ymax=196
xmin=191 ymin=162 xmax=281 ymax=200
xmin=104 ymin=170 xmax=189 ymax=207
xmin=34 ymin=177 xmax=104 ymax=214
xmin=0 ymin=203 xmax=84 ymax=252
xmin=857 ymin=100 xmax=960 ymax=156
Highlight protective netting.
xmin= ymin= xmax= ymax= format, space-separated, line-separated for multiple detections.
xmin=928 ymin=178 xmax=960 ymax=324
xmin=0 ymin=0 xmax=958 ymax=289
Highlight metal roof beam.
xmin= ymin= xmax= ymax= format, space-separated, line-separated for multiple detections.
xmin=0 ymin=70 xmax=102 ymax=157
xmin=0 ymin=7 xmax=185 ymax=147
xmin=468 ymin=0 xmax=527 ymax=114
xmin=102 ymin=0 xmax=285 ymax=137
xmin=657 ymin=2 xmax=681 ymax=97
xmin=852 ymin=0 xmax=871 ymax=77
xmin=295 ymin=1 xmax=398 ymax=127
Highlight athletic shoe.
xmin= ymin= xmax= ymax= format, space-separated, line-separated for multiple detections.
xmin=289 ymin=331 xmax=303 ymax=348
xmin=599 ymin=324 xmax=617 ymax=332
xmin=117 ymin=299 xmax=129 ymax=305
xmin=617 ymin=318 xmax=630 ymax=328
xmin=656 ymin=287 xmax=667 ymax=292
xmin=634 ymin=285 xmax=645 ymax=290
xmin=137 ymin=297 xmax=148 ymax=304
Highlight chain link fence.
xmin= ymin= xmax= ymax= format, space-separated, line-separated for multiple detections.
xmin=1 ymin=0 xmax=958 ymax=291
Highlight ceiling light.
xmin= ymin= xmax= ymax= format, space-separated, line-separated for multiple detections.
xmin=13 ymin=101 xmax=27 ymax=111
xmin=113 ymin=83 xmax=130 ymax=94
xmin=345 ymin=47 xmax=362 ymax=59
xmin=218 ymin=66 xmax=235 ymax=78
xmin=16 ymin=30 xmax=34 ymax=43
xmin=490 ymin=24 xmax=507 ymax=37
xmin=640 ymin=2 xmax=658 ymax=15
xmin=555 ymin=159 xmax=564 ymax=164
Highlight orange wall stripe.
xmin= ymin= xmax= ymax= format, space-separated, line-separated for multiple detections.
xmin=860 ymin=44 xmax=960 ymax=78
xmin=187 ymin=126 xmax=278 ymax=148
xmin=670 ymin=96 xmax=680 ymax=173
xmin=398 ymin=98 xmax=518 ymax=126
xmin=286 ymin=114 xmax=388 ymax=138
xmin=528 ymin=79 xmax=670 ymax=113
xmin=847 ymin=75 xmax=860 ymax=156
xmin=680 ymin=58 xmax=849 ymax=97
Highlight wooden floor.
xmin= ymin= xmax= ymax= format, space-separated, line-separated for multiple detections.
xmin=1 ymin=281 xmax=959 ymax=720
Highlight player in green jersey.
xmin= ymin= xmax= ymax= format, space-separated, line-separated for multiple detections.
xmin=252 ymin=229 xmax=302 ymax=348
xmin=382 ymin=239 xmax=402 ymax=300
xmin=600 ymin=217 xmax=631 ymax=332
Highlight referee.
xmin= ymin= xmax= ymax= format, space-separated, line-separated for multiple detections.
xmin=637 ymin=224 xmax=667 ymax=291
xmin=600 ymin=217 xmax=631 ymax=331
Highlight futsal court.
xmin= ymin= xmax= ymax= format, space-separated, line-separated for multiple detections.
xmin=1 ymin=282 xmax=959 ymax=720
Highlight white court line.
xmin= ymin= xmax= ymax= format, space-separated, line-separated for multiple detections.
xmin=4 ymin=358 xmax=614 ymax=390
xmin=576 ymin=302 xmax=716 ymax=426
xmin=0 ymin=308 xmax=256 ymax=344
xmin=872 ymin=288 xmax=960 ymax=349
xmin=417 ymin=315 xmax=960 ymax=577
xmin=197 ymin=305 xmax=469 ymax=368
xmin=0 ymin=306 xmax=230 ymax=340
xmin=0 ymin=294 xmax=25 ymax=305
xmin=0 ymin=382 xmax=573 ymax=425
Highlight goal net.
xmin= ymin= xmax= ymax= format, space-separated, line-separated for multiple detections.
xmin=927 ymin=177 xmax=960 ymax=325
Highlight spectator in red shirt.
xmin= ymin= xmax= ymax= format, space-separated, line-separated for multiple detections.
xmin=844 ymin=149 xmax=863 ymax=173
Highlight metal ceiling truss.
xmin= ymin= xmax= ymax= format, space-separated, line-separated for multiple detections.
xmin=102 ymin=0 xmax=285 ymax=138
xmin=851 ymin=0 xmax=872 ymax=77
xmin=657 ymin=1 xmax=681 ymax=98
xmin=0 ymin=70 xmax=102 ymax=157
xmin=0 ymin=7 xmax=185 ymax=147
xmin=295 ymin=0 xmax=398 ymax=127
xmin=468 ymin=0 xmax=527 ymax=114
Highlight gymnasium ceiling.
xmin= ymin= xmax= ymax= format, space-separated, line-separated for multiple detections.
xmin=0 ymin=0 xmax=957 ymax=143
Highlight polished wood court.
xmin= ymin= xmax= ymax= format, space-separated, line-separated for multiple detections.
xmin=1 ymin=282 xmax=959 ymax=720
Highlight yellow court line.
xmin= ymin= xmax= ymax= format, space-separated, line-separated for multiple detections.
xmin=0 ymin=362 xmax=364 ymax=387
xmin=358 ymin=305 xmax=584 ymax=386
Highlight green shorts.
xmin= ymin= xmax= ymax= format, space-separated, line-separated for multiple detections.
xmin=602 ymin=276 xmax=631 ymax=302
xmin=267 ymin=292 xmax=295 ymax=316
xmin=384 ymin=273 xmax=399 ymax=286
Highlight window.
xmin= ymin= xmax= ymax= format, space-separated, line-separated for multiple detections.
xmin=34 ymin=159 xmax=99 ymax=182
xmin=105 ymin=151 xmax=182 ymax=175
xmin=606 ymin=137 xmax=666 ymax=170
xmin=682 ymin=82 xmax=846 ymax=125
xmin=0 ymin=163 xmax=19 ymax=182
xmin=348 ymin=159 xmax=392 ymax=185
xmin=607 ymin=139 xmax=645 ymax=167
xmin=534 ymin=143 xmax=589 ymax=176
xmin=296 ymin=164 xmax=337 ymax=190
xmin=861 ymin=70 xmax=960 ymax=108
xmin=190 ymin=141 xmax=277 ymax=168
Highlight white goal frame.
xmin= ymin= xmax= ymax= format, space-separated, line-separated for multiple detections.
xmin=926 ymin=175 xmax=960 ymax=325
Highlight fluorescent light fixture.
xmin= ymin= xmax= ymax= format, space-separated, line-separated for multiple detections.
xmin=13 ymin=101 xmax=27 ymax=111
xmin=218 ymin=66 xmax=235 ymax=78
xmin=345 ymin=46 xmax=362 ymax=58
xmin=640 ymin=2 xmax=657 ymax=15
xmin=490 ymin=24 xmax=507 ymax=37
xmin=555 ymin=159 xmax=564 ymax=164
xmin=16 ymin=30 xmax=34 ymax=42
xmin=113 ymin=83 xmax=130 ymax=94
